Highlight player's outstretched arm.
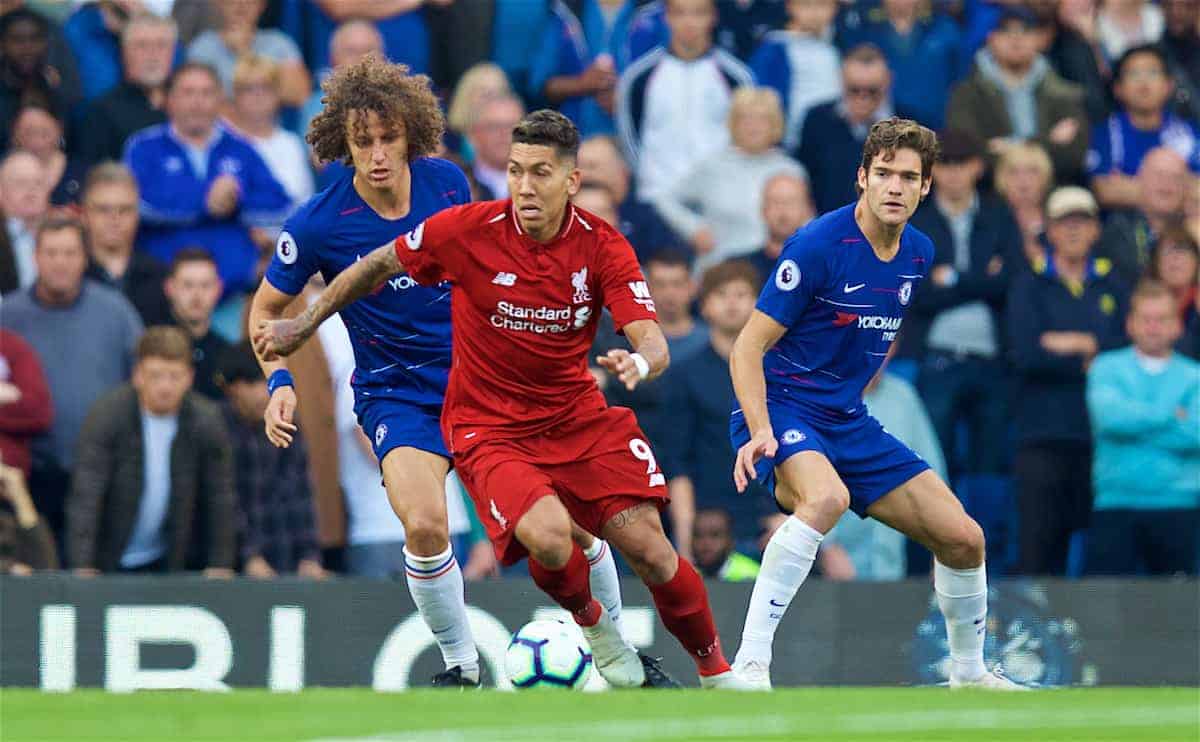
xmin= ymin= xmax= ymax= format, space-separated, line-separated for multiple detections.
xmin=730 ymin=310 xmax=788 ymax=492
xmin=596 ymin=318 xmax=669 ymax=391
xmin=252 ymin=242 xmax=404 ymax=361
xmin=248 ymin=280 xmax=300 ymax=448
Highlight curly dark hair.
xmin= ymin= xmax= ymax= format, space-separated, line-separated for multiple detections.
xmin=857 ymin=117 xmax=940 ymax=194
xmin=307 ymin=54 xmax=444 ymax=166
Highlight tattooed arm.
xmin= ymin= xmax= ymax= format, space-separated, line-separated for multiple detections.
xmin=252 ymin=242 xmax=404 ymax=360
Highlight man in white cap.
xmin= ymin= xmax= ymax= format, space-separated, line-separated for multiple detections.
xmin=1004 ymin=185 xmax=1131 ymax=576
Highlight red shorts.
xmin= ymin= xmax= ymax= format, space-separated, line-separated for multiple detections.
xmin=452 ymin=407 xmax=670 ymax=566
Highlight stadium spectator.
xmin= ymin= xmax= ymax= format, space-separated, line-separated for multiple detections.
xmin=226 ymin=54 xmax=313 ymax=207
xmin=1161 ymin=0 xmax=1199 ymax=123
xmin=1086 ymin=279 xmax=1199 ymax=575
xmin=304 ymin=0 xmax=433 ymax=78
xmin=1146 ymin=225 xmax=1200 ymax=360
xmin=693 ymin=508 xmax=760 ymax=581
xmin=1096 ymin=147 xmax=1192 ymax=284
xmin=577 ymin=134 xmax=681 ymax=260
xmin=653 ymin=86 xmax=805 ymax=272
xmin=947 ymin=7 xmax=1089 ymax=183
xmin=0 ymin=461 xmax=57 ymax=574
xmin=299 ymin=19 xmax=383 ymax=150
xmin=68 ymin=325 xmax=234 ymax=575
xmin=994 ymin=141 xmax=1055 ymax=270
xmin=796 ymin=43 xmax=908 ymax=215
xmin=186 ymin=0 xmax=310 ymax=107
xmin=819 ymin=367 xmax=948 ymax=580
xmin=1087 ymin=45 xmax=1200 ymax=210
xmin=444 ymin=62 xmax=511 ymax=160
xmin=76 ymin=12 xmax=174 ymax=168
xmin=748 ymin=0 xmax=840 ymax=150
xmin=216 ymin=341 xmax=325 ymax=579
xmin=0 ymin=327 xmax=52 ymax=479
xmin=0 ymin=149 xmax=50 ymax=290
xmin=1096 ymin=0 xmax=1163 ymax=62
xmin=836 ymin=0 xmax=963 ymax=130
xmin=0 ymin=217 xmax=15 ymax=293
xmin=743 ymin=172 xmax=813 ymax=281
xmin=62 ymin=0 xmax=163 ymax=102
xmin=124 ymin=62 xmax=291 ymax=294
xmin=1006 ymin=186 xmax=1129 ymax=576
xmin=1036 ymin=0 xmax=1112 ymax=125
xmin=0 ymin=7 xmax=80 ymax=149
xmin=571 ymin=182 xmax=620 ymax=229
xmin=616 ymin=0 xmax=753 ymax=200
xmin=81 ymin=161 xmax=170 ymax=326
xmin=164 ymin=248 xmax=228 ymax=401
xmin=529 ymin=0 xmax=623 ymax=138
xmin=906 ymin=129 xmax=1018 ymax=566
xmin=2 ymin=217 xmax=142 ymax=539
xmin=422 ymin=0 xmax=492 ymax=94
xmin=466 ymin=93 xmax=524 ymax=200
xmin=490 ymin=0 xmax=553 ymax=96
xmin=661 ymin=260 xmax=774 ymax=555
xmin=10 ymin=103 xmax=83 ymax=205
xmin=713 ymin=0 xmax=788 ymax=61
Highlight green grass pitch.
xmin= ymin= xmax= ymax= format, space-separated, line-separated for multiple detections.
xmin=2 ymin=688 xmax=1196 ymax=742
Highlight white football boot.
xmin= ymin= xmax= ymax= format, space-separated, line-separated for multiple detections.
xmin=731 ymin=657 xmax=773 ymax=691
xmin=581 ymin=607 xmax=645 ymax=688
xmin=699 ymin=669 xmax=759 ymax=690
xmin=950 ymin=667 xmax=1031 ymax=691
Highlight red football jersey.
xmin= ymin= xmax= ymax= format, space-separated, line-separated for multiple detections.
xmin=394 ymin=199 xmax=658 ymax=442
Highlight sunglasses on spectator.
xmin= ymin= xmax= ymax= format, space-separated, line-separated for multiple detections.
xmin=846 ymin=86 xmax=884 ymax=99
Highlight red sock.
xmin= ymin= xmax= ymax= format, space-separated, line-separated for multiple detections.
xmin=528 ymin=545 xmax=602 ymax=627
xmin=648 ymin=558 xmax=731 ymax=676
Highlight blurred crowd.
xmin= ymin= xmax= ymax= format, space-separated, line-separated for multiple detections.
xmin=0 ymin=0 xmax=1196 ymax=581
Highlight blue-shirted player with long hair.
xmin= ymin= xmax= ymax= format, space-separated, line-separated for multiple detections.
xmin=248 ymin=55 xmax=629 ymax=687
xmin=728 ymin=118 xmax=1026 ymax=691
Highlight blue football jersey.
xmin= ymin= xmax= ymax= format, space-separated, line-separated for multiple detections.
xmin=264 ymin=157 xmax=470 ymax=407
xmin=755 ymin=203 xmax=934 ymax=421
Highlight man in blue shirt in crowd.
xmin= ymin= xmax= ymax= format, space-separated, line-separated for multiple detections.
xmin=728 ymin=118 xmax=1023 ymax=691
xmin=124 ymin=62 xmax=291 ymax=294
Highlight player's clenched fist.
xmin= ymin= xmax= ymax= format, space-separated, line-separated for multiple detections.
xmin=596 ymin=348 xmax=648 ymax=391
xmin=264 ymin=385 xmax=298 ymax=448
xmin=252 ymin=318 xmax=309 ymax=361
xmin=733 ymin=427 xmax=777 ymax=493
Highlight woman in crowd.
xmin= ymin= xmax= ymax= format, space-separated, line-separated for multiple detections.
xmin=995 ymin=141 xmax=1056 ymax=271
xmin=10 ymin=103 xmax=83 ymax=206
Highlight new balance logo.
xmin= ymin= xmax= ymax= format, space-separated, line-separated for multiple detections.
xmin=492 ymin=272 xmax=517 ymax=286
xmin=628 ymin=280 xmax=656 ymax=312
xmin=844 ymin=282 xmax=866 ymax=293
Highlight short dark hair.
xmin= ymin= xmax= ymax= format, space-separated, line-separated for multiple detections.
xmin=215 ymin=341 xmax=263 ymax=387
xmin=136 ymin=325 xmax=193 ymax=365
xmin=1114 ymin=43 xmax=1170 ymax=81
xmin=699 ymin=259 xmax=761 ymax=303
xmin=859 ymin=117 xmax=940 ymax=191
xmin=0 ymin=8 xmax=49 ymax=39
xmin=645 ymin=248 xmax=693 ymax=273
xmin=511 ymin=109 xmax=580 ymax=162
xmin=169 ymin=246 xmax=218 ymax=276
xmin=936 ymin=128 xmax=984 ymax=163
xmin=842 ymin=42 xmax=887 ymax=68
xmin=35 ymin=216 xmax=85 ymax=251
xmin=165 ymin=61 xmax=221 ymax=94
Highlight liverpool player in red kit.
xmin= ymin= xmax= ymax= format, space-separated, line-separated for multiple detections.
xmin=255 ymin=110 xmax=747 ymax=689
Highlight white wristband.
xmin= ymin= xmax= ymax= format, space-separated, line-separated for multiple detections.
xmin=630 ymin=352 xmax=650 ymax=380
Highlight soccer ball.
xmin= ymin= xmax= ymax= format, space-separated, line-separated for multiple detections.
xmin=505 ymin=619 xmax=592 ymax=689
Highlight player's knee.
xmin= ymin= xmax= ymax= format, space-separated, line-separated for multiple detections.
xmin=939 ymin=518 xmax=986 ymax=568
xmin=403 ymin=512 xmax=450 ymax=555
xmin=620 ymin=533 xmax=677 ymax=584
xmin=517 ymin=505 xmax=573 ymax=568
xmin=806 ymin=483 xmax=850 ymax=525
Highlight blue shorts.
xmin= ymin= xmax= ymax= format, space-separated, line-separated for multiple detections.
xmin=355 ymin=397 xmax=449 ymax=462
xmin=729 ymin=405 xmax=929 ymax=517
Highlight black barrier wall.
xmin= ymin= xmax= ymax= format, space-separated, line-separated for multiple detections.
xmin=1 ymin=576 xmax=1196 ymax=689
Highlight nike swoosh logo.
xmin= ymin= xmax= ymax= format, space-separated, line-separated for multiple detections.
xmin=769 ymin=599 xmax=787 ymax=607
xmin=843 ymin=283 xmax=866 ymax=293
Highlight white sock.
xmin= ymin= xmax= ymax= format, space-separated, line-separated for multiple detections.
xmin=735 ymin=516 xmax=823 ymax=667
xmin=934 ymin=560 xmax=988 ymax=683
xmin=403 ymin=545 xmax=479 ymax=680
xmin=582 ymin=538 xmax=627 ymax=642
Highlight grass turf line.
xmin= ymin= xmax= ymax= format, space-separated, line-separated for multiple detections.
xmin=1 ymin=687 xmax=1196 ymax=742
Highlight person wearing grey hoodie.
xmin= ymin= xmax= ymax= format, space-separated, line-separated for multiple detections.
xmin=947 ymin=7 xmax=1088 ymax=183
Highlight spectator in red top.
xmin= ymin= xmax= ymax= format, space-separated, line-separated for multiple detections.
xmin=0 ymin=327 xmax=52 ymax=478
